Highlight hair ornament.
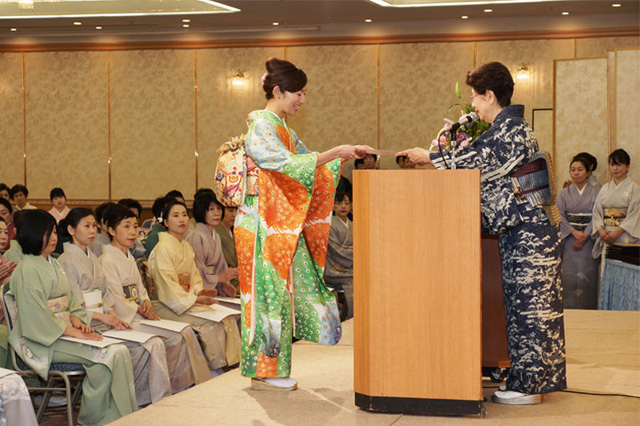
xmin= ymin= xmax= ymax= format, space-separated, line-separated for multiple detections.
xmin=261 ymin=72 xmax=268 ymax=85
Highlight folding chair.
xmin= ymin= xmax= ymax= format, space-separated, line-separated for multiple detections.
xmin=1 ymin=283 xmax=85 ymax=426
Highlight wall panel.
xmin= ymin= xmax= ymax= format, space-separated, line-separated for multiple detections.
xmin=379 ymin=42 xmax=474 ymax=170
xmin=287 ymin=45 xmax=378 ymax=176
xmin=555 ymin=58 xmax=609 ymax=185
xmin=25 ymin=51 xmax=109 ymax=200
xmin=196 ymin=47 xmax=284 ymax=190
xmin=110 ymin=50 xmax=196 ymax=201
xmin=0 ymin=53 xmax=25 ymax=188
xmin=576 ymin=36 xmax=640 ymax=58
xmin=614 ymin=48 xmax=640 ymax=181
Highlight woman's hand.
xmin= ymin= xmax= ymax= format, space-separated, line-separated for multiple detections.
xmin=603 ymin=228 xmax=623 ymax=245
xmin=137 ymin=300 xmax=160 ymax=320
xmin=64 ymin=326 xmax=103 ymax=341
xmin=396 ymin=148 xmax=432 ymax=166
xmin=571 ymin=230 xmax=589 ymax=245
xmin=103 ymin=311 xmax=133 ymax=330
xmin=337 ymin=145 xmax=371 ymax=161
xmin=196 ymin=289 xmax=218 ymax=305
xmin=218 ymin=268 xmax=238 ymax=284
xmin=70 ymin=316 xmax=94 ymax=334
xmin=0 ymin=260 xmax=16 ymax=282
xmin=572 ymin=240 xmax=584 ymax=251
xmin=219 ymin=282 xmax=237 ymax=298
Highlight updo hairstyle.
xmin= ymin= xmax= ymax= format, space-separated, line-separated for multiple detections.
xmin=262 ymin=58 xmax=307 ymax=100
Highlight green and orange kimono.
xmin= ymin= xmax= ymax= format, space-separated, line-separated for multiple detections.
xmin=236 ymin=109 xmax=342 ymax=378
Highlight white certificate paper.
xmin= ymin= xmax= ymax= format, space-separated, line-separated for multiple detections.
xmin=189 ymin=304 xmax=241 ymax=322
xmin=139 ymin=319 xmax=190 ymax=333
xmin=61 ymin=335 xmax=121 ymax=348
xmin=102 ymin=329 xmax=158 ymax=343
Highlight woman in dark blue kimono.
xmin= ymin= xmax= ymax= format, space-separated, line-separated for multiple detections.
xmin=398 ymin=62 xmax=566 ymax=405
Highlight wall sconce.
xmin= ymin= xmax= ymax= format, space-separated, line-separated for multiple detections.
xmin=18 ymin=0 xmax=34 ymax=9
xmin=231 ymin=71 xmax=245 ymax=87
xmin=516 ymin=64 xmax=530 ymax=80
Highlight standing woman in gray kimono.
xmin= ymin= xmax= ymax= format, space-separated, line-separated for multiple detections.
xmin=8 ymin=209 xmax=137 ymax=424
xmin=398 ymin=62 xmax=566 ymax=405
xmin=59 ymin=207 xmax=172 ymax=405
xmin=186 ymin=192 xmax=238 ymax=298
xmin=556 ymin=156 xmax=601 ymax=309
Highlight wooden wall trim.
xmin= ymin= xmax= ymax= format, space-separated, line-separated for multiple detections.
xmin=1 ymin=27 xmax=638 ymax=52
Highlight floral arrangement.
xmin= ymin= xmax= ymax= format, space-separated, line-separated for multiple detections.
xmin=429 ymin=83 xmax=490 ymax=152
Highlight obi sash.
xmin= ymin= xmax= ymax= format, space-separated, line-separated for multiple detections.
xmin=604 ymin=208 xmax=627 ymax=228
xmin=567 ymin=213 xmax=592 ymax=232
xmin=47 ymin=295 xmax=71 ymax=325
xmin=177 ymin=273 xmax=191 ymax=292
xmin=82 ymin=289 xmax=103 ymax=313
xmin=123 ymin=284 xmax=140 ymax=303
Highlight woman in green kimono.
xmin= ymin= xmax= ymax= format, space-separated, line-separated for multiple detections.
xmin=8 ymin=209 xmax=137 ymax=425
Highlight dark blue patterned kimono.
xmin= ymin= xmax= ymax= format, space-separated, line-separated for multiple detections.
xmin=430 ymin=105 xmax=567 ymax=394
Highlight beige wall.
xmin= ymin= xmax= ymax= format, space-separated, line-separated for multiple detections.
xmin=1 ymin=34 xmax=638 ymax=202
xmin=613 ymin=48 xmax=640 ymax=181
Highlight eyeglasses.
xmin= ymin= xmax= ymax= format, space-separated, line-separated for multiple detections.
xmin=470 ymin=93 xmax=482 ymax=100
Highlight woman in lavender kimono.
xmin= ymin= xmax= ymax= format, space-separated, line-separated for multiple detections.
xmin=592 ymin=149 xmax=640 ymax=259
xmin=557 ymin=156 xmax=601 ymax=309
xmin=399 ymin=62 xmax=566 ymax=405
xmin=185 ymin=192 xmax=238 ymax=298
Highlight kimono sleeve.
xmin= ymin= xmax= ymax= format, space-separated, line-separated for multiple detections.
xmin=556 ymin=188 xmax=576 ymax=240
xmin=58 ymin=257 xmax=87 ymax=309
xmin=150 ymin=244 xmax=197 ymax=315
xmin=101 ymin=256 xmax=139 ymax=323
xmin=325 ymin=224 xmax=353 ymax=276
xmin=591 ymin=185 xmax=606 ymax=237
xmin=186 ymin=232 xmax=217 ymax=290
xmin=10 ymin=267 xmax=66 ymax=346
xmin=619 ymin=182 xmax=640 ymax=238
xmin=429 ymin=140 xmax=486 ymax=170
xmin=187 ymin=245 xmax=204 ymax=296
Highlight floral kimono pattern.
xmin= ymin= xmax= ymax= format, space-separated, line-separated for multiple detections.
xmin=236 ymin=109 xmax=342 ymax=378
xmin=430 ymin=105 xmax=567 ymax=395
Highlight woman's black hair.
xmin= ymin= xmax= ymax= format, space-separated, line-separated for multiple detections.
xmin=0 ymin=183 xmax=10 ymax=194
xmin=117 ymin=198 xmax=143 ymax=218
xmin=575 ymin=152 xmax=597 ymax=172
xmin=466 ymin=62 xmax=514 ymax=108
xmin=49 ymin=187 xmax=66 ymax=200
xmin=10 ymin=184 xmax=28 ymax=199
xmin=0 ymin=198 xmax=12 ymax=215
xmin=262 ymin=58 xmax=307 ymax=100
xmin=94 ymin=202 xmax=117 ymax=225
xmin=103 ymin=204 xmax=136 ymax=241
xmin=570 ymin=156 xmax=590 ymax=172
xmin=335 ymin=192 xmax=350 ymax=203
xmin=193 ymin=192 xmax=224 ymax=224
xmin=59 ymin=207 xmax=95 ymax=241
xmin=165 ymin=190 xmax=184 ymax=200
xmin=161 ymin=201 xmax=188 ymax=228
xmin=16 ymin=209 xmax=57 ymax=256
xmin=152 ymin=196 xmax=172 ymax=221
xmin=608 ymin=149 xmax=630 ymax=166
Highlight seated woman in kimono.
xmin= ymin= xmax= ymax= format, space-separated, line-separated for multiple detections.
xmin=101 ymin=204 xmax=211 ymax=390
xmin=592 ymin=149 xmax=640 ymax=259
xmin=185 ymin=192 xmax=238 ymax=298
xmin=323 ymin=192 xmax=354 ymax=321
xmin=557 ymin=156 xmax=601 ymax=309
xmin=8 ymin=209 xmax=137 ymax=425
xmin=215 ymin=205 xmax=239 ymax=294
xmin=149 ymin=200 xmax=241 ymax=373
xmin=59 ymin=207 xmax=172 ymax=405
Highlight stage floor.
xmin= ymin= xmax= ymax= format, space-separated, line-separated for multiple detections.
xmin=109 ymin=310 xmax=640 ymax=426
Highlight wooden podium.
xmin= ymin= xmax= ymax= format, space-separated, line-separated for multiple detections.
xmin=353 ymin=169 xmax=483 ymax=416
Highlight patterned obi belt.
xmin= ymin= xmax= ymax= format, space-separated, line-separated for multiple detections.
xmin=567 ymin=213 xmax=592 ymax=232
xmin=47 ymin=295 xmax=71 ymax=325
xmin=123 ymin=284 xmax=140 ymax=303
xmin=510 ymin=158 xmax=550 ymax=207
xmin=604 ymin=208 xmax=627 ymax=228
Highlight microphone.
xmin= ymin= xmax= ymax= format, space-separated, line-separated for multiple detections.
xmin=449 ymin=112 xmax=478 ymax=132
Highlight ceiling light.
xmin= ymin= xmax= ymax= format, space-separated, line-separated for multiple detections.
xmin=10 ymin=28 xmax=17 ymax=32
xmin=365 ymin=19 xmax=373 ymax=23
xmin=368 ymin=0 xmax=559 ymax=7
xmin=461 ymin=15 xmax=469 ymax=19
xmin=182 ymin=19 xmax=191 ymax=23
xmin=272 ymin=22 xmax=279 ymax=26
xmin=562 ymin=11 xmax=569 ymax=15
xmin=612 ymin=3 xmax=621 ymax=7
xmin=183 ymin=24 xmax=190 ymax=28
xmin=18 ymin=0 xmax=33 ymax=10
xmin=484 ymin=9 xmax=493 ymax=12
xmin=96 ymin=26 xmax=102 ymax=30
xmin=73 ymin=21 xmax=82 ymax=25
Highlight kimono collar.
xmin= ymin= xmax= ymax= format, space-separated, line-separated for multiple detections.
xmin=63 ymin=242 xmax=91 ymax=258
xmin=102 ymin=243 xmax=132 ymax=261
xmin=492 ymin=104 xmax=525 ymax=126
xmin=195 ymin=222 xmax=215 ymax=237
xmin=158 ymin=231 xmax=185 ymax=247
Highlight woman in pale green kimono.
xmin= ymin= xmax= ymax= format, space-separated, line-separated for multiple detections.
xmin=149 ymin=200 xmax=241 ymax=372
xmin=8 ymin=209 xmax=137 ymax=425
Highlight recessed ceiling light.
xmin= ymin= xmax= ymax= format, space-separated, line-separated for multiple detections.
xmin=183 ymin=24 xmax=189 ymax=28
xmin=612 ymin=3 xmax=621 ymax=7
xmin=365 ymin=19 xmax=372 ymax=23
xmin=484 ymin=9 xmax=493 ymax=13
xmin=562 ymin=11 xmax=569 ymax=15
xmin=182 ymin=19 xmax=190 ymax=23
xmin=272 ymin=22 xmax=279 ymax=26
xmin=73 ymin=21 xmax=82 ymax=25
xmin=96 ymin=26 xmax=102 ymax=30
xmin=10 ymin=28 xmax=17 ymax=32
xmin=461 ymin=15 xmax=469 ymax=19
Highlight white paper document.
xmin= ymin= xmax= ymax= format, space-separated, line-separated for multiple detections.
xmin=82 ymin=289 xmax=103 ymax=314
xmin=61 ymin=335 xmax=122 ymax=348
xmin=189 ymin=304 xmax=241 ymax=322
xmin=102 ymin=329 xmax=158 ymax=343
xmin=139 ymin=319 xmax=190 ymax=333
xmin=213 ymin=296 xmax=241 ymax=306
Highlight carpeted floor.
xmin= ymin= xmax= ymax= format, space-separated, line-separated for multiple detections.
xmin=103 ymin=309 xmax=639 ymax=426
